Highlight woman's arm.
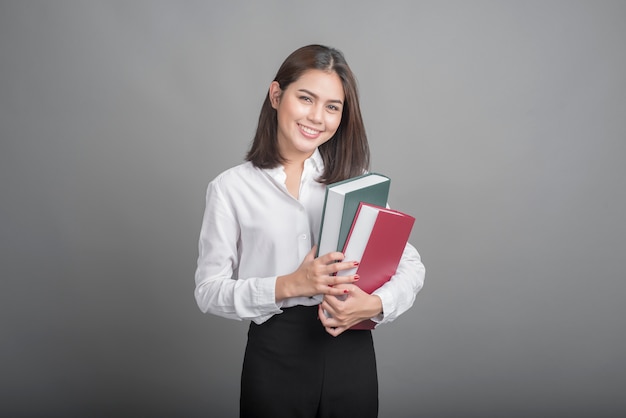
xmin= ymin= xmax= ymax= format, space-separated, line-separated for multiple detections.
xmin=194 ymin=181 xmax=282 ymax=323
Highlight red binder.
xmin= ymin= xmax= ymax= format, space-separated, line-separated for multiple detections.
xmin=339 ymin=202 xmax=415 ymax=329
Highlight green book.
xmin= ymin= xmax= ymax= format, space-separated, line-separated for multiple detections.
xmin=316 ymin=173 xmax=390 ymax=257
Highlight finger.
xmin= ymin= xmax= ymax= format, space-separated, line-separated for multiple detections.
xmin=332 ymin=283 xmax=355 ymax=292
xmin=321 ymin=292 xmax=347 ymax=311
xmin=326 ymin=274 xmax=359 ymax=288
xmin=324 ymin=284 xmax=351 ymax=297
xmin=319 ymin=297 xmax=351 ymax=325
xmin=318 ymin=304 xmax=334 ymax=324
xmin=318 ymin=302 xmax=347 ymax=325
xmin=317 ymin=251 xmax=345 ymax=264
xmin=319 ymin=299 xmax=333 ymax=317
xmin=305 ymin=246 xmax=318 ymax=263
xmin=318 ymin=303 xmax=326 ymax=317
xmin=324 ymin=325 xmax=346 ymax=337
xmin=327 ymin=260 xmax=360 ymax=274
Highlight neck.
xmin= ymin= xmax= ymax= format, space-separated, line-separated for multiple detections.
xmin=283 ymin=160 xmax=304 ymax=199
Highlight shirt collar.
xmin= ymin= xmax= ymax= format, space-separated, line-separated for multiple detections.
xmin=265 ymin=148 xmax=324 ymax=183
xmin=306 ymin=148 xmax=324 ymax=173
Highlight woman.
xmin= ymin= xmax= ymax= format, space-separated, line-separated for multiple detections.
xmin=195 ymin=44 xmax=425 ymax=418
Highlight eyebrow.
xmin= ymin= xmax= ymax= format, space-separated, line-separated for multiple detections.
xmin=298 ymin=89 xmax=344 ymax=105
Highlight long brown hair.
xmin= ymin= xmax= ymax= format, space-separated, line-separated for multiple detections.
xmin=246 ymin=45 xmax=370 ymax=184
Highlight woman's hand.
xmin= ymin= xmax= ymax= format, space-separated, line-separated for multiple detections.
xmin=275 ymin=246 xmax=360 ymax=301
xmin=318 ymin=285 xmax=383 ymax=337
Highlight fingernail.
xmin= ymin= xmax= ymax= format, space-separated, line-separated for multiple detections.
xmin=353 ymin=261 xmax=359 ymax=266
xmin=343 ymin=289 xmax=349 ymax=294
xmin=353 ymin=275 xmax=360 ymax=281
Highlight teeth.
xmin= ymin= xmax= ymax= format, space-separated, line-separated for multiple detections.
xmin=300 ymin=125 xmax=319 ymax=135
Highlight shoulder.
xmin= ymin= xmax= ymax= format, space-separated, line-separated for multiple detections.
xmin=205 ymin=161 xmax=272 ymax=200
xmin=202 ymin=162 xmax=260 ymax=211
xmin=210 ymin=161 xmax=258 ymax=187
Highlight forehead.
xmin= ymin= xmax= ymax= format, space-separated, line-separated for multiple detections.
xmin=290 ymin=69 xmax=345 ymax=100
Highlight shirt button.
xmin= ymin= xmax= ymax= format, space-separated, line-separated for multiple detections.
xmin=300 ymin=234 xmax=307 ymax=240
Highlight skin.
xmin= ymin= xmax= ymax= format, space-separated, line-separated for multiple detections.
xmin=270 ymin=69 xmax=383 ymax=336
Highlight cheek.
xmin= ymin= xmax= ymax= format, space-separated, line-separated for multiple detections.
xmin=328 ymin=113 xmax=343 ymax=132
xmin=280 ymin=102 xmax=306 ymax=122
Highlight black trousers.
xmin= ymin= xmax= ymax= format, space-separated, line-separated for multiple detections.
xmin=240 ymin=305 xmax=378 ymax=418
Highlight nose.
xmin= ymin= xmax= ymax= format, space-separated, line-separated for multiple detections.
xmin=307 ymin=104 xmax=323 ymax=124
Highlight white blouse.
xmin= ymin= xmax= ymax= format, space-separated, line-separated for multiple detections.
xmin=194 ymin=149 xmax=425 ymax=325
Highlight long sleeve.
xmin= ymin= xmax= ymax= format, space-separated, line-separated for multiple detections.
xmin=194 ymin=178 xmax=283 ymax=323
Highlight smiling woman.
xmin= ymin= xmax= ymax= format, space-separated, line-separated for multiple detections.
xmin=194 ymin=44 xmax=425 ymax=418
xmin=270 ymin=69 xmax=344 ymax=167
xmin=245 ymin=44 xmax=370 ymax=184
xmin=269 ymin=70 xmax=344 ymax=197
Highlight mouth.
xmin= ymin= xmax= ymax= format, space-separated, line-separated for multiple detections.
xmin=298 ymin=123 xmax=322 ymax=138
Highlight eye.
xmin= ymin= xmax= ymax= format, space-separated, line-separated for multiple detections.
xmin=327 ymin=104 xmax=341 ymax=112
xmin=299 ymin=95 xmax=313 ymax=103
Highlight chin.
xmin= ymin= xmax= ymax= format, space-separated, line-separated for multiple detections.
xmin=294 ymin=140 xmax=321 ymax=154
xmin=296 ymin=147 xmax=317 ymax=157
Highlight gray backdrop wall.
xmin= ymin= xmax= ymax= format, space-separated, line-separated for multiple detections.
xmin=2 ymin=1 xmax=625 ymax=417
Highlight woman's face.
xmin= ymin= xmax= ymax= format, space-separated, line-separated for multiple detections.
xmin=270 ymin=69 xmax=344 ymax=163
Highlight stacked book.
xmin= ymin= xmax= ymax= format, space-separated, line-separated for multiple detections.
xmin=317 ymin=173 xmax=415 ymax=329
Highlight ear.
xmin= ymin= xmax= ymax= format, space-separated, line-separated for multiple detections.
xmin=269 ymin=81 xmax=282 ymax=109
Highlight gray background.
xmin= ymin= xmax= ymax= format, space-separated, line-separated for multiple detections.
xmin=2 ymin=1 xmax=625 ymax=417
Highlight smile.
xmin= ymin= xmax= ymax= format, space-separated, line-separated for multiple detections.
xmin=298 ymin=124 xmax=321 ymax=137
